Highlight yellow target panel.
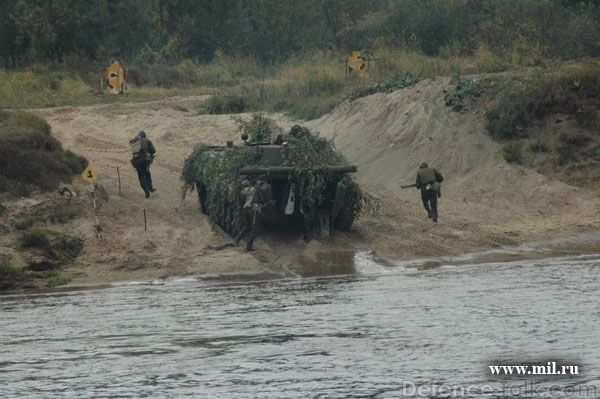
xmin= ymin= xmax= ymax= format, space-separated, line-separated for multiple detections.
xmin=104 ymin=61 xmax=127 ymax=95
xmin=346 ymin=51 xmax=366 ymax=79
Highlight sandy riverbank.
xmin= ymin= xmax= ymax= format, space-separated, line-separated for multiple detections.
xmin=3 ymin=79 xmax=596 ymax=286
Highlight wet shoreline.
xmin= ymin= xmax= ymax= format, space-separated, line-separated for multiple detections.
xmin=3 ymin=232 xmax=599 ymax=297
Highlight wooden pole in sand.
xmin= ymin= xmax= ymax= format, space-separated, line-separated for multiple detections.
xmin=117 ymin=165 xmax=122 ymax=196
xmin=91 ymin=183 xmax=102 ymax=239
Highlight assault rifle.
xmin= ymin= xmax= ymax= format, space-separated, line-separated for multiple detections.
xmin=400 ymin=183 xmax=417 ymax=189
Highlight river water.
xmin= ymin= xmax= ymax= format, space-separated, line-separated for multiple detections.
xmin=1 ymin=252 xmax=600 ymax=398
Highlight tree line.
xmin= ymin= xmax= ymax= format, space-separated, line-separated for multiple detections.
xmin=1 ymin=0 xmax=599 ymax=68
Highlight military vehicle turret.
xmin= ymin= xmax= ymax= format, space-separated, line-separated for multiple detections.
xmin=182 ymin=116 xmax=364 ymax=239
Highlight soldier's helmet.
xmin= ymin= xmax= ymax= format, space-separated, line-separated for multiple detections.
xmin=241 ymin=180 xmax=251 ymax=187
xmin=419 ymin=161 xmax=429 ymax=169
xmin=290 ymin=125 xmax=303 ymax=137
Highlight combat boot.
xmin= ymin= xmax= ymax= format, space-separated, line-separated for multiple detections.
xmin=246 ymin=239 xmax=255 ymax=252
xmin=432 ymin=212 xmax=438 ymax=223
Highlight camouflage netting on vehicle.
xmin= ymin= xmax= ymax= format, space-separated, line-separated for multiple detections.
xmin=181 ymin=145 xmax=251 ymax=233
xmin=181 ymin=116 xmax=369 ymax=235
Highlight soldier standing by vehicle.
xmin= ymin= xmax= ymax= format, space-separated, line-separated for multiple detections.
xmin=245 ymin=176 xmax=273 ymax=251
xmin=414 ymin=161 xmax=443 ymax=223
xmin=235 ymin=180 xmax=256 ymax=249
xmin=129 ymin=131 xmax=156 ymax=198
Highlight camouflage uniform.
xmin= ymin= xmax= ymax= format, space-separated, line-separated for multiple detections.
xmin=416 ymin=162 xmax=443 ymax=223
xmin=244 ymin=179 xmax=272 ymax=251
xmin=235 ymin=181 xmax=256 ymax=249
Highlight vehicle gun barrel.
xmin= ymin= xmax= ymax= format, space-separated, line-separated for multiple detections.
xmin=238 ymin=165 xmax=357 ymax=176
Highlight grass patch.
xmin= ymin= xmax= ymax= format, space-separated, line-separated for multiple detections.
xmin=2 ymin=52 xmax=596 ymax=124
xmin=559 ymin=132 xmax=592 ymax=147
xmin=556 ymin=145 xmax=578 ymax=165
xmin=0 ymin=257 xmax=25 ymax=290
xmin=502 ymin=142 xmax=523 ymax=164
xmin=0 ymin=49 xmax=508 ymax=118
xmin=21 ymin=227 xmax=84 ymax=265
xmin=0 ymin=111 xmax=87 ymax=195
xmin=14 ymin=209 xmax=78 ymax=231
xmin=530 ymin=141 xmax=549 ymax=153
xmin=46 ymin=271 xmax=71 ymax=288
xmin=197 ymin=95 xmax=247 ymax=114
xmin=444 ymin=79 xmax=482 ymax=112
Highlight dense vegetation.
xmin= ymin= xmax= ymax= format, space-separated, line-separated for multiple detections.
xmin=2 ymin=1 xmax=599 ymax=118
xmin=0 ymin=111 xmax=87 ymax=195
xmin=1 ymin=0 xmax=599 ymax=67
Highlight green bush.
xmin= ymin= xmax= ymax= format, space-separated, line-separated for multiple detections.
xmin=530 ymin=141 xmax=549 ymax=153
xmin=485 ymin=64 xmax=600 ymax=141
xmin=46 ymin=271 xmax=71 ymax=288
xmin=444 ymin=79 xmax=481 ymax=112
xmin=502 ymin=142 xmax=523 ymax=164
xmin=197 ymin=95 xmax=247 ymax=114
xmin=21 ymin=227 xmax=85 ymax=265
xmin=486 ymin=97 xmax=535 ymax=140
xmin=0 ymin=111 xmax=87 ymax=195
xmin=349 ymin=72 xmax=419 ymax=100
xmin=0 ymin=258 xmax=25 ymax=290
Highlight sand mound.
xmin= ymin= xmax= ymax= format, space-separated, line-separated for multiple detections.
xmin=308 ymin=78 xmax=599 ymax=258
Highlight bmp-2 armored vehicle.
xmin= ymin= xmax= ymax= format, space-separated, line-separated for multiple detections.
xmin=181 ymin=116 xmax=364 ymax=239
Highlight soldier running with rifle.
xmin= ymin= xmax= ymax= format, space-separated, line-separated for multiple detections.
xmin=401 ymin=161 xmax=444 ymax=223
